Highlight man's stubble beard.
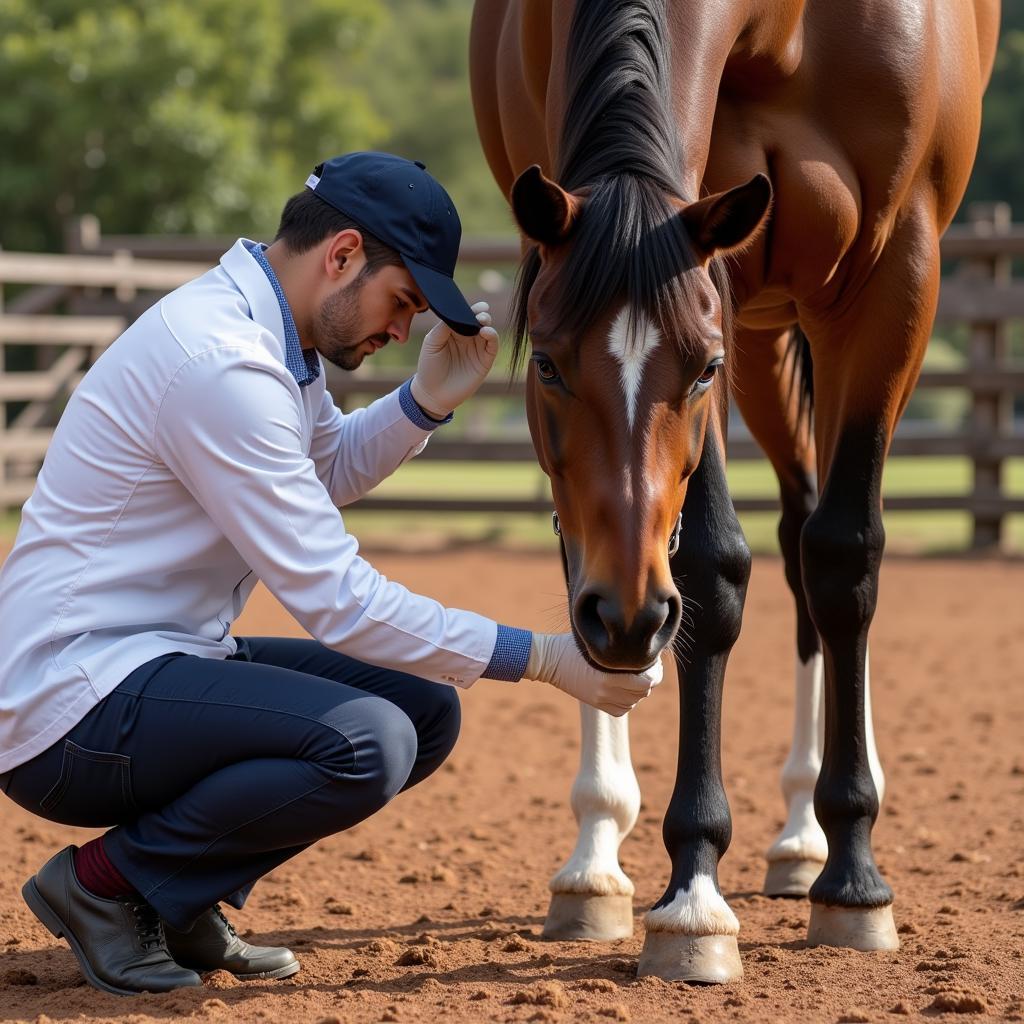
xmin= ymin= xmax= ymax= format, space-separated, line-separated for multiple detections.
xmin=313 ymin=270 xmax=390 ymax=372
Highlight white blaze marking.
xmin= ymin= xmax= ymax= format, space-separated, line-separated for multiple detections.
xmin=608 ymin=308 xmax=661 ymax=432
xmin=549 ymin=705 xmax=640 ymax=898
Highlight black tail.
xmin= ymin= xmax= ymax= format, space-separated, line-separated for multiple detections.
xmin=786 ymin=324 xmax=814 ymax=437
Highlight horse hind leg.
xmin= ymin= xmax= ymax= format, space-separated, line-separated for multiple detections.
xmin=543 ymin=704 xmax=639 ymax=941
xmin=731 ymin=326 xmax=829 ymax=895
xmin=764 ymin=468 xmax=830 ymax=896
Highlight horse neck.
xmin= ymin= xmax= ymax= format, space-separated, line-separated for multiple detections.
xmin=539 ymin=0 xmax=806 ymax=197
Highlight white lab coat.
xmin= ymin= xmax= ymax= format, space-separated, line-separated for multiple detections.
xmin=0 ymin=240 xmax=503 ymax=773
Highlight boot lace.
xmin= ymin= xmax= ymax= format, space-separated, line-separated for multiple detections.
xmin=212 ymin=904 xmax=239 ymax=939
xmin=121 ymin=897 xmax=166 ymax=951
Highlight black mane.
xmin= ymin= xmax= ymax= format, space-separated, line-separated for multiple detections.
xmin=510 ymin=0 xmax=732 ymax=370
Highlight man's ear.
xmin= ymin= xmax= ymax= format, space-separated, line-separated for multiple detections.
xmin=680 ymin=173 xmax=773 ymax=260
xmin=511 ymin=165 xmax=583 ymax=247
xmin=324 ymin=228 xmax=364 ymax=280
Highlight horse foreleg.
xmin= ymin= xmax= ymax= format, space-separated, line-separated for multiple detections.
xmin=542 ymin=704 xmax=640 ymax=940
xmin=742 ymin=341 xmax=887 ymax=899
xmin=638 ymin=426 xmax=748 ymax=983
xmin=765 ymin=645 xmax=886 ymax=897
xmin=797 ymin=204 xmax=938 ymax=950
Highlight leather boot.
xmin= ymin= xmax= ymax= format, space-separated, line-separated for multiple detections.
xmin=22 ymin=846 xmax=201 ymax=995
xmin=165 ymin=904 xmax=299 ymax=980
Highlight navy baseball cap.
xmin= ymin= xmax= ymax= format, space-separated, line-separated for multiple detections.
xmin=304 ymin=152 xmax=478 ymax=335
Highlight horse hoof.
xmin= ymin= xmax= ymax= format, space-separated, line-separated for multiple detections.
xmin=542 ymin=892 xmax=633 ymax=941
xmin=807 ymin=904 xmax=899 ymax=951
xmin=638 ymin=931 xmax=743 ymax=983
xmin=763 ymin=858 xmax=824 ymax=897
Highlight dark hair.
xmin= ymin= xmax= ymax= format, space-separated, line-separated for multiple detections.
xmin=509 ymin=0 xmax=734 ymax=373
xmin=274 ymin=188 xmax=404 ymax=272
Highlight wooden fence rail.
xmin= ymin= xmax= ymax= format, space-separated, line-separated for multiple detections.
xmin=0 ymin=206 xmax=1021 ymax=548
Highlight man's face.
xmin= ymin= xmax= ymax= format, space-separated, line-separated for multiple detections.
xmin=313 ymin=263 xmax=428 ymax=372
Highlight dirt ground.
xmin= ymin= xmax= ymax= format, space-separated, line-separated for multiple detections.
xmin=1 ymin=547 xmax=1022 ymax=1024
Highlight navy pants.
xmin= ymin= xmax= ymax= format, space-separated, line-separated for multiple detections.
xmin=0 ymin=637 xmax=460 ymax=930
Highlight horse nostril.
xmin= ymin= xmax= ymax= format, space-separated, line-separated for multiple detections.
xmin=660 ymin=590 xmax=683 ymax=638
xmin=575 ymin=588 xmax=620 ymax=648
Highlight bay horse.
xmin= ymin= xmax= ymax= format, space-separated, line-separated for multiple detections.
xmin=471 ymin=0 xmax=998 ymax=983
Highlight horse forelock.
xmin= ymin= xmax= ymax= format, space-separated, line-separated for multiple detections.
xmin=509 ymin=0 xmax=734 ymax=376
xmin=510 ymin=177 xmax=732 ymax=375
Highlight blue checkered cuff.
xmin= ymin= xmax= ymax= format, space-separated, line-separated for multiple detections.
xmin=484 ymin=625 xmax=532 ymax=681
xmin=399 ymin=378 xmax=454 ymax=431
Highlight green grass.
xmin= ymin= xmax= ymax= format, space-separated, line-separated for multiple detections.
xmin=344 ymin=455 xmax=1024 ymax=554
xmin=3 ymin=459 xmax=1021 ymax=555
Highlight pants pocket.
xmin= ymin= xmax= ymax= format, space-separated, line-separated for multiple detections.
xmin=38 ymin=739 xmax=137 ymax=825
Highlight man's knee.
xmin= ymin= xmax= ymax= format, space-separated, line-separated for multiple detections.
xmin=308 ymin=695 xmax=417 ymax=804
xmin=313 ymin=684 xmax=460 ymax=802
xmin=406 ymin=684 xmax=460 ymax=787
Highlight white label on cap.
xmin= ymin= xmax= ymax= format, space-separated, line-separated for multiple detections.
xmin=305 ymin=174 xmax=320 ymax=190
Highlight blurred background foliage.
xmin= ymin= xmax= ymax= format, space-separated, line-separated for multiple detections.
xmin=962 ymin=0 xmax=1024 ymax=219
xmin=0 ymin=0 xmax=1021 ymax=551
xmin=0 ymin=0 xmax=508 ymax=251
xmin=0 ymin=0 xmax=386 ymax=250
xmin=4 ymin=0 xmax=1020 ymax=252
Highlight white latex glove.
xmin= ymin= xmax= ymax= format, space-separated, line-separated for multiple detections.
xmin=525 ymin=632 xmax=663 ymax=717
xmin=410 ymin=301 xmax=500 ymax=418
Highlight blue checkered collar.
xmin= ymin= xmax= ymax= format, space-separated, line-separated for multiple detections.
xmin=245 ymin=241 xmax=320 ymax=388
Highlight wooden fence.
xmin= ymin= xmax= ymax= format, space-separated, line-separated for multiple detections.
xmin=0 ymin=206 xmax=1021 ymax=549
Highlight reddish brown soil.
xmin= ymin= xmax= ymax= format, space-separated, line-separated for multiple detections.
xmin=1 ymin=549 xmax=1022 ymax=1023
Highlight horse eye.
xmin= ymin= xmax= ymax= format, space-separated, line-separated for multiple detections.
xmin=535 ymin=357 xmax=559 ymax=383
xmin=692 ymin=361 xmax=723 ymax=393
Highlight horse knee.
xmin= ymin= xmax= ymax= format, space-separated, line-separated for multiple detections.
xmin=678 ymin=524 xmax=751 ymax=654
xmin=800 ymin=501 xmax=884 ymax=640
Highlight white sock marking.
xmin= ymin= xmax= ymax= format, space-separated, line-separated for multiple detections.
xmin=767 ymin=645 xmax=885 ymax=866
xmin=865 ymin=645 xmax=885 ymax=804
xmin=549 ymin=705 xmax=640 ymax=897
xmin=767 ymin=651 xmax=828 ymax=864
xmin=644 ymin=873 xmax=740 ymax=936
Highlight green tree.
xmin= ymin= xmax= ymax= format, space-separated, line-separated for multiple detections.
xmin=0 ymin=0 xmax=386 ymax=251
xmin=345 ymin=0 xmax=513 ymax=234
xmin=957 ymin=3 xmax=1024 ymax=218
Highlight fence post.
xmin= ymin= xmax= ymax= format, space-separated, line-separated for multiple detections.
xmin=966 ymin=201 xmax=1012 ymax=551
xmin=64 ymin=214 xmax=101 ymax=255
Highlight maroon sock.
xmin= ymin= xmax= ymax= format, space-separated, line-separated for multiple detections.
xmin=73 ymin=836 xmax=138 ymax=900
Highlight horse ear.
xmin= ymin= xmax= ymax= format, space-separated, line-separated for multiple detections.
xmin=511 ymin=165 xmax=581 ymax=246
xmin=681 ymin=173 xmax=773 ymax=259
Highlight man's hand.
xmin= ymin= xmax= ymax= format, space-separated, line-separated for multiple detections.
xmin=411 ymin=301 xmax=500 ymax=418
xmin=525 ymin=632 xmax=663 ymax=717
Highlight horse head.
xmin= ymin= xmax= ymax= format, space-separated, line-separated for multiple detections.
xmin=510 ymin=164 xmax=771 ymax=671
